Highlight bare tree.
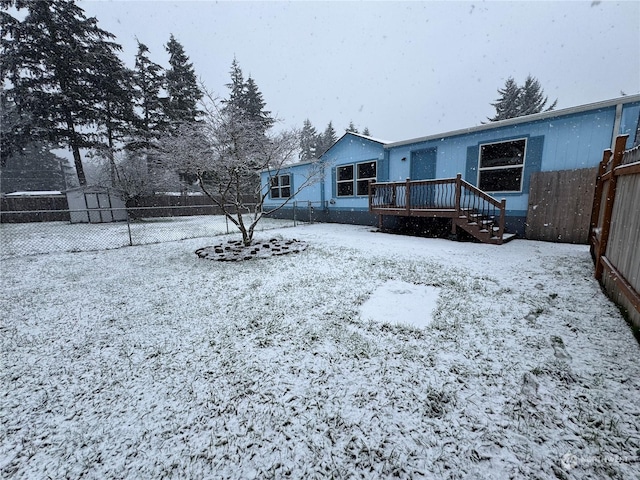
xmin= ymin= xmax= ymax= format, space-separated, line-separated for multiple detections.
xmin=154 ymin=89 xmax=324 ymax=246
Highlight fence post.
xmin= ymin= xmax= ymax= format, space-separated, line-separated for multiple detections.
xmin=126 ymin=208 xmax=133 ymax=246
xmin=589 ymin=148 xmax=612 ymax=248
xmin=497 ymin=198 xmax=506 ymax=244
xmin=293 ymin=201 xmax=297 ymax=227
xmin=595 ymin=135 xmax=628 ymax=280
xmin=405 ymin=177 xmax=411 ymax=215
xmin=452 ymin=173 xmax=462 ymax=234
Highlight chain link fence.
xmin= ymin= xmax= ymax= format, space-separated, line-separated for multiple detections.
xmin=0 ymin=205 xmax=298 ymax=258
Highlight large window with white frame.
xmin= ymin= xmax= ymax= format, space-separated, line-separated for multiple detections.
xmin=270 ymin=174 xmax=291 ymax=199
xmin=478 ymin=138 xmax=526 ymax=192
xmin=336 ymin=161 xmax=377 ymax=197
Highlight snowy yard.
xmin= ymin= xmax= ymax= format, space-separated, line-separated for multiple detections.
xmin=1 ymin=223 xmax=639 ymax=479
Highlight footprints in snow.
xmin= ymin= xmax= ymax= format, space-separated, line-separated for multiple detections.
xmin=550 ymin=335 xmax=572 ymax=361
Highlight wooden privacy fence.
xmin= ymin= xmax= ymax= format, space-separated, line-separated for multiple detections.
xmin=0 ymin=194 xmax=70 ymax=222
xmin=590 ymin=135 xmax=640 ymax=328
xmin=526 ymin=167 xmax=598 ymax=243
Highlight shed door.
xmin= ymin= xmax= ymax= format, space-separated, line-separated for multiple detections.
xmin=410 ymin=148 xmax=437 ymax=180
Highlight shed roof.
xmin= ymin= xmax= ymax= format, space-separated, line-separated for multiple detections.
xmin=64 ymin=185 xmax=124 ymax=194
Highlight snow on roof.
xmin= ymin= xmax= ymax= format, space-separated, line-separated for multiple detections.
xmin=64 ymin=185 xmax=125 ymax=194
xmin=342 ymin=131 xmax=391 ymax=145
xmin=4 ymin=191 xmax=63 ymax=196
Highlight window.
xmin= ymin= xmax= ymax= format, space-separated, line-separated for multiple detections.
xmin=357 ymin=161 xmax=377 ymax=196
xmin=336 ymin=161 xmax=377 ymax=197
xmin=337 ymin=165 xmax=354 ymax=196
xmin=478 ymin=138 xmax=526 ymax=192
xmin=270 ymin=174 xmax=291 ymax=199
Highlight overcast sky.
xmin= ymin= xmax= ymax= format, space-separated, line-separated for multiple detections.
xmin=79 ymin=0 xmax=640 ymax=142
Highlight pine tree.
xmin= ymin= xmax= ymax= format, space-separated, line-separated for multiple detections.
xmin=222 ymin=58 xmax=274 ymax=140
xmin=223 ymin=57 xmax=246 ymax=114
xmin=244 ymin=76 xmax=274 ymax=135
xmin=488 ymin=77 xmax=522 ymax=122
xmin=124 ymin=41 xmax=169 ymax=193
xmin=317 ymin=121 xmax=337 ymax=155
xmin=0 ymin=141 xmax=69 ymax=193
xmin=346 ymin=121 xmax=359 ymax=134
xmin=0 ymin=0 xmax=125 ymax=185
xmin=362 ymin=127 xmax=371 ymax=137
xmin=518 ymin=75 xmax=557 ymax=116
xmin=299 ymin=119 xmax=318 ymax=162
xmin=164 ymin=34 xmax=202 ymax=124
xmin=90 ymin=42 xmax=136 ymax=184
xmin=0 ymin=97 xmax=69 ymax=192
xmin=131 ymin=40 xmax=167 ymax=150
xmin=488 ymin=75 xmax=557 ymax=122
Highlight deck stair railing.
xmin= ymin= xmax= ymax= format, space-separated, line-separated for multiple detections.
xmin=369 ymin=173 xmax=509 ymax=244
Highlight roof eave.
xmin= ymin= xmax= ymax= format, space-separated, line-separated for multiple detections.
xmin=386 ymin=94 xmax=640 ymax=148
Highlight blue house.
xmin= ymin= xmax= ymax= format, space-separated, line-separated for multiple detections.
xmin=262 ymin=94 xmax=640 ymax=243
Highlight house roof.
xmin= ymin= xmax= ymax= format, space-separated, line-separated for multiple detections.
xmin=385 ymin=94 xmax=640 ymax=148
xmin=262 ymin=131 xmax=391 ymax=173
xmin=341 ymin=131 xmax=391 ymax=145
xmin=318 ymin=131 xmax=390 ymax=158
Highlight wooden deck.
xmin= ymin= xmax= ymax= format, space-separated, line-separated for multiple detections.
xmin=368 ymin=175 xmax=513 ymax=245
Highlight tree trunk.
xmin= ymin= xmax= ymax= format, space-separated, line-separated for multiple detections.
xmin=66 ymin=114 xmax=87 ymax=186
xmin=72 ymin=144 xmax=87 ymax=186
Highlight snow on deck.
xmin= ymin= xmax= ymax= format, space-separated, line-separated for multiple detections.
xmin=1 ymin=223 xmax=639 ymax=479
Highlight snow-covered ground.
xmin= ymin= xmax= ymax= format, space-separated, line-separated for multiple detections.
xmin=1 ymin=223 xmax=639 ymax=479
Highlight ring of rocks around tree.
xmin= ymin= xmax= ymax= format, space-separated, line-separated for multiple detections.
xmin=195 ymin=238 xmax=308 ymax=262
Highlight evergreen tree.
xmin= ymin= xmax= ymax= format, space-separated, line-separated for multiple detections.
xmin=346 ymin=121 xmax=359 ymax=134
xmin=223 ymin=57 xmax=246 ymax=113
xmin=0 ymin=96 xmax=69 ymax=192
xmin=488 ymin=77 xmax=522 ymax=122
xmin=518 ymin=75 xmax=557 ymax=116
xmin=131 ymin=40 xmax=167 ymax=150
xmin=317 ymin=121 xmax=337 ymax=155
xmin=164 ymin=34 xmax=202 ymax=124
xmin=0 ymin=141 xmax=69 ymax=193
xmin=0 ymin=0 xmax=124 ymax=185
xmin=222 ymin=58 xmax=274 ymax=135
xmin=217 ymin=59 xmax=276 ymax=193
xmin=488 ymin=75 xmax=557 ymax=122
xmin=244 ymin=76 xmax=274 ymax=135
xmin=362 ymin=127 xmax=371 ymax=136
xmin=90 ymin=42 xmax=136 ymax=184
xmin=299 ymin=119 xmax=319 ymax=162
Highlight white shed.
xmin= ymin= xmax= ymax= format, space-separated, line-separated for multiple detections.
xmin=65 ymin=186 xmax=127 ymax=223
